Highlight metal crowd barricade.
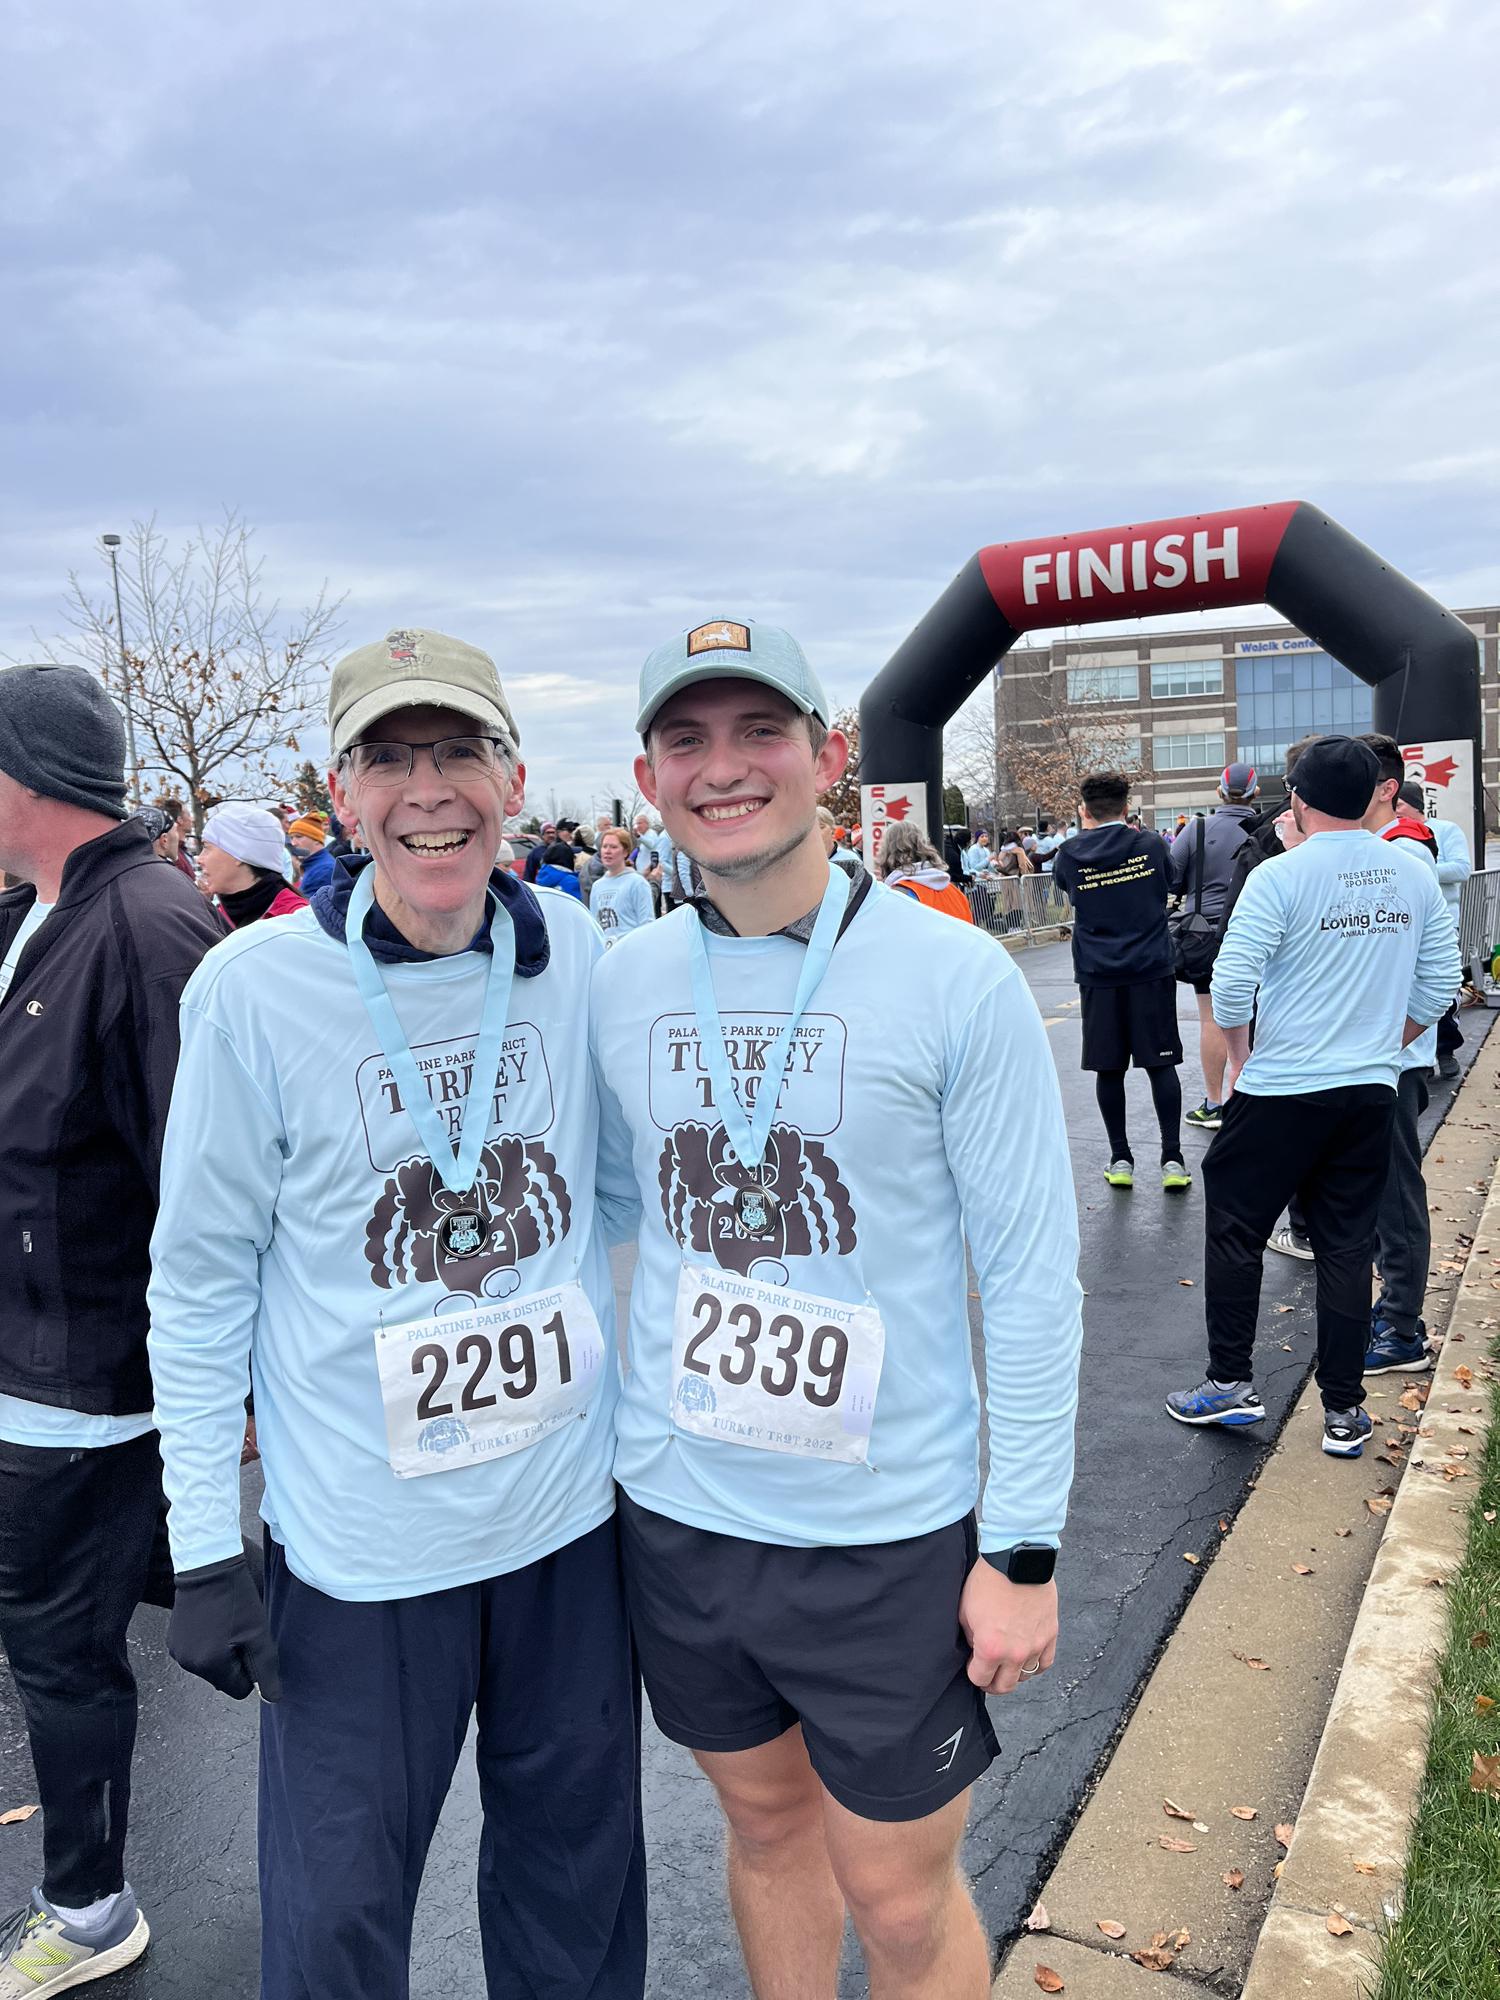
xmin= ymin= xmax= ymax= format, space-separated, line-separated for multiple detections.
xmin=965 ymin=873 xmax=1073 ymax=945
xmin=1457 ymin=868 xmax=1500 ymax=992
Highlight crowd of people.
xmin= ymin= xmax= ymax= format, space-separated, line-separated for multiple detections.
xmin=0 ymin=623 xmax=1475 ymax=1999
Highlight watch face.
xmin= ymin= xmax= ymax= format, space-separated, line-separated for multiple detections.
xmin=1009 ymin=1546 xmax=1056 ymax=1586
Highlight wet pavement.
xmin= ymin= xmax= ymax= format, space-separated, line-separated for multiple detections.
xmin=0 ymin=942 xmax=1487 ymax=1997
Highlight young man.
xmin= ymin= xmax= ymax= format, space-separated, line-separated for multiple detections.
xmin=591 ymin=618 xmax=1082 ymax=2000
xmin=147 ymin=630 xmax=645 ymax=2000
xmin=1360 ymin=744 xmax=1453 ymax=1374
xmin=1168 ymin=764 xmax=1261 ymax=1132
xmin=0 ymin=665 xmax=223 ymax=1994
xmin=1167 ymin=736 xmax=1460 ymax=1456
xmin=1051 ymin=771 xmax=1190 ymax=1191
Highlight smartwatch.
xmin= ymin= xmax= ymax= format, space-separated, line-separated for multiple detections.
xmin=983 ymin=1543 xmax=1057 ymax=1586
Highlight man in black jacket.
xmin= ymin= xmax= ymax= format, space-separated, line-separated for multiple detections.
xmin=0 ymin=665 xmax=222 ymax=1992
xmin=1167 ymin=764 xmax=1261 ymax=1132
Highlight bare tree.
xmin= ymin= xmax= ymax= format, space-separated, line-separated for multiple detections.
xmin=998 ymin=675 xmax=1151 ymax=825
xmin=49 ymin=514 xmax=343 ymax=833
xmin=943 ymin=679 xmax=999 ymax=831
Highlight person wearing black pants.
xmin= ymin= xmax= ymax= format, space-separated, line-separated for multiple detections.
xmin=1052 ymin=770 xmax=1190 ymax=1193
xmin=1166 ymin=737 xmax=1460 ymax=1457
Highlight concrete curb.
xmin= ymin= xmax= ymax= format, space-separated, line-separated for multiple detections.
xmin=991 ymin=1030 xmax=1500 ymax=1997
xmin=1238 ymin=1144 xmax=1500 ymax=1994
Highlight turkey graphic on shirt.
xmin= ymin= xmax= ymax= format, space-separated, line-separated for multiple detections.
xmin=658 ymin=1122 xmax=856 ymax=1280
xmin=365 ymin=1135 xmax=572 ymax=1301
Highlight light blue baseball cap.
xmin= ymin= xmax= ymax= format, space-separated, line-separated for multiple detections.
xmin=635 ymin=618 xmax=831 ymax=736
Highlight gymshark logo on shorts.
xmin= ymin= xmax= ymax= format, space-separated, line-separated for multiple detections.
xmin=933 ymin=1727 xmax=964 ymax=1774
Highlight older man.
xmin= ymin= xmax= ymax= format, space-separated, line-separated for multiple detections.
xmin=0 ymin=666 xmax=221 ymax=1993
xmin=148 ymin=631 xmax=644 ymax=1999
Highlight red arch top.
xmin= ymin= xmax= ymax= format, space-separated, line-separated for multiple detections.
xmin=977 ymin=501 xmax=1301 ymax=631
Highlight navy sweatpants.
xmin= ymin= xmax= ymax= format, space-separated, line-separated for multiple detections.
xmin=258 ymin=1516 xmax=646 ymax=2000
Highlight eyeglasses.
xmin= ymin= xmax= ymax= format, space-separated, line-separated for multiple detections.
xmin=341 ymin=736 xmax=510 ymax=786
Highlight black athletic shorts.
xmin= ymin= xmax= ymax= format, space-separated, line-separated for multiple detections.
xmin=617 ymin=1494 xmax=999 ymax=1823
xmin=1079 ymin=977 xmax=1183 ymax=1072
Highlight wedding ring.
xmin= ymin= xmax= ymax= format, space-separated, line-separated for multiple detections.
xmin=1019 ymin=1659 xmax=1042 ymax=1676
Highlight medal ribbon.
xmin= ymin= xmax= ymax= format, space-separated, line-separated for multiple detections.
xmin=345 ymin=867 xmax=516 ymax=1196
xmin=686 ymin=863 xmax=849 ymax=1174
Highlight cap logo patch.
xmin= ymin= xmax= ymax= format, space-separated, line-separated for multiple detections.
xmin=386 ymin=629 xmax=422 ymax=664
xmin=687 ymin=621 xmax=750 ymax=656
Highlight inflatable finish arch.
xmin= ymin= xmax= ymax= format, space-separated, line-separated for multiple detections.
xmin=858 ymin=502 xmax=1482 ymax=859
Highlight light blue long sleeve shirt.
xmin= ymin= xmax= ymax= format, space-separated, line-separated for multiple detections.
xmin=1211 ymin=829 xmax=1460 ymax=1097
xmin=591 ymin=883 xmax=1083 ymax=1554
xmin=1431 ymin=817 xmax=1472 ymax=922
xmin=147 ymin=897 xmax=619 ymax=1600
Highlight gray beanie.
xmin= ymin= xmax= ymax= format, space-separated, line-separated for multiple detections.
xmin=0 ymin=665 xmax=128 ymax=820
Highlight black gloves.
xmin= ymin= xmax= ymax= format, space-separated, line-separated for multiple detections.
xmin=169 ymin=1549 xmax=281 ymax=1701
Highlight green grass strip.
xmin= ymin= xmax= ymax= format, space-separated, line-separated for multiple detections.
xmin=1373 ymin=1340 xmax=1500 ymax=2000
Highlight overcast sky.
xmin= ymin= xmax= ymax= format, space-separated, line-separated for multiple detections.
xmin=3 ymin=0 xmax=1496 ymax=811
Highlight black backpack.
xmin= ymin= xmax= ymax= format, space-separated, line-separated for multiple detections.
xmin=1168 ymin=818 xmax=1219 ymax=981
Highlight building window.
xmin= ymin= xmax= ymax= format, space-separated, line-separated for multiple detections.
xmin=1235 ymin=652 xmax=1372 ymax=775
xmin=1066 ymin=664 xmax=1139 ymax=703
xmin=1154 ymin=730 xmax=1225 ymax=771
xmin=1150 ymin=657 xmax=1223 ymax=699
xmin=1078 ymin=729 xmax=1143 ymax=770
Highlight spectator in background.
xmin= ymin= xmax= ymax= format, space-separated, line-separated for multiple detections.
xmin=1399 ymin=780 xmax=1472 ymax=1081
xmin=1169 ymin=764 xmax=1262 ymax=1133
xmin=653 ymin=822 xmax=694 ymax=910
xmin=876 ymin=819 xmax=974 ymax=923
xmin=197 ymin=804 xmax=308 ymax=928
xmin=816 ymin=806 xmax=860 ymax=876
xmin=962 ymin=828 xmax=993 ymax=878
xmin=631 ymin=811 xmax=659 ymax=876
xmin=522 ymin=821 xmax=558 ymax=883
xmin=1051 ymin=772 xmax=1189 ymax=1193
xmin=533 ymin=839 xmax=584 ymax=899
xmin=288 ymin=813 xmax=334 ymax=895
xmin=995 ymin=830 xmax=1034 ymax=877
xmin=0 ymin=664 xmax=223 ymax=1989
xmin=589 ymin=827 xmax=655 ymax=937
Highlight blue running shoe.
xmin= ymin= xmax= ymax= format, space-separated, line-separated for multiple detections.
xmin=1322 ymin=1407 xmax=1374 ymax=1458
xmin=1364 ymin=1320 xmax=1432 ymax=1376
xmin=1165 ymin=1380 xmax=1265 ymax=1427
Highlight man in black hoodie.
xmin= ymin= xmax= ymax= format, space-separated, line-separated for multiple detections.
xmin=0 ymin=665 xmax=222 ymax=1990
xmin=1052 ymin=771 xmax=1190 ymax=1192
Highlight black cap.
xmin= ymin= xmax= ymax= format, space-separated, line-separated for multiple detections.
xmin=1289 ymin=735 xmax=1380 ymax=821
xmin=0 ymin=664 xmax=128 ymax=819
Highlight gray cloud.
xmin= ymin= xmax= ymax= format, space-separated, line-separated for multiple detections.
xmin=3 ymin=0 xmax=1496 ymax=805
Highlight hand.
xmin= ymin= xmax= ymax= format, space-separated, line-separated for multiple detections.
xmin=959 ymin=1562 xmax=1058 ymax=1695
xmin=169 ymin=1553 xmax=281 ymax=1702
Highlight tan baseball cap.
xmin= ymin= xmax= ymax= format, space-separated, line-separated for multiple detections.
xmin=328 ymin=628 xmax=520 ymax=761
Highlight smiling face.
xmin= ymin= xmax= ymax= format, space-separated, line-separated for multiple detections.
xmin=329 ymin=703 xmax=525 ymax=949
xmin=635 ymin=680 xmax=847 ymax=883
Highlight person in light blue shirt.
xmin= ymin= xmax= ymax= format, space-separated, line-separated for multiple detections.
xmin=147 ymin=628 xmax=645 ymax=2000
xmin=1167 ymin=736 xmax=1459 ymax=1461
xmin=961 ymin=828 xmax=992 ymax=878
xmin=1409 ymin=790 xmax=1472 ymax=1079
xmin=592 ymin=617 xmax=1082 ymax=2000
xmin=589 ymin=826 xmax=656 ymax=936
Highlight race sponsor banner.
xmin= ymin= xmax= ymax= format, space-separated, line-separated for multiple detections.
xmin=1402 ymin=738 xmax=1475 ymax=862
xmin=860 ymin=782 xmax=927 ymax=873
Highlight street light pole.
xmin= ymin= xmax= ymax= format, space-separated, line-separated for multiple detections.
xmin=100 ymin=534 xmax=142 ymax=802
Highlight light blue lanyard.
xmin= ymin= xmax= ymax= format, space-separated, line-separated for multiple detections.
xmin=685 ymin=864 xmax=849 ymax=1172
xmin=344 ymin=869 xmax=516 ymax=1196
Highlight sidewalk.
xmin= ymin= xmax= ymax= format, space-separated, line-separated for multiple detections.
xmin=995 ymin=1023 xmax=1500 ymax=1997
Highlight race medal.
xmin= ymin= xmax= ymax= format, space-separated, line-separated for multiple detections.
xmin=734 ymin=1183 xmax=780 ymax=1237
xmin=439 ymin=1199 xmax=488 ymax=1259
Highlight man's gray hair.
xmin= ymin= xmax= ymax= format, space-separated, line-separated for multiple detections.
xmin=875 ymin=819 xmax=943 ymax=879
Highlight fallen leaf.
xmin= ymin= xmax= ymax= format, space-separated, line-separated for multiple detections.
xmin=1158 ymin=1835 xmax=1197 ymax=1852
xmin=1178 ymin=1278 xmax=1195 ymax=1287
xmin=1336 ymin=1527 xmax=1353 ymax=1538
xmin=0 ymin=1805 xmax=38 ymax=1826
xmin=1456 ymin=1366 xmax=1475 ymax=1388
xmin=1367 ymin=1496 xmax=1393 ymax=1516
xmin=1327 ymin=1913 xmax=1354 ymax=1937
xmin=1399 ymin=1387 xmax=1427 ymax=1411
xmin=1352 ymin=1861 xmax=1377 ymax=1875
xmin=1025 ymin=1901 xmax=1050 ymax=1932
xmin=1182 ymin=1552 xmax=1200 ymax=1565
xmin=1218 ymin=1517 xmax=1230 ymax=1534
xmin=1171 ymin=1929 xmax=1190 ymax=1948
xmin=1034 ymin=1969 xmax=1065 ymax=1994
xmin=1292 ymin=1563 xmax=1314 ymax=1576
xmin=1163 ymin=1799 xmax=1196 ymax=1820
xmin=1096 ymin=1919 xmax=1127 ymax=1938
xmin=1276 ymin=1823 xmax=1296 ymax=1846
xmin=1230 ymin=1806 xmax=1257 ymax=1820
xmin=1473 ymin=1632 xmax=1492 ymax=1650
xmin=1482 ymin=1697 xmax=1500 ymax=1716
xmin=1132 ymin=1948 xmax=1175 ymax=1971
xmin=1223 ymin=1869 xmax=1245 ymax=1889
xmin=1232 ymin=1651 xmax=1271 ymax=1670
xmin=1274 ymin=1304 xmax=1295 ymax=1314
xmin=1273 ymin=1859 xmax=1285 ymax=1878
